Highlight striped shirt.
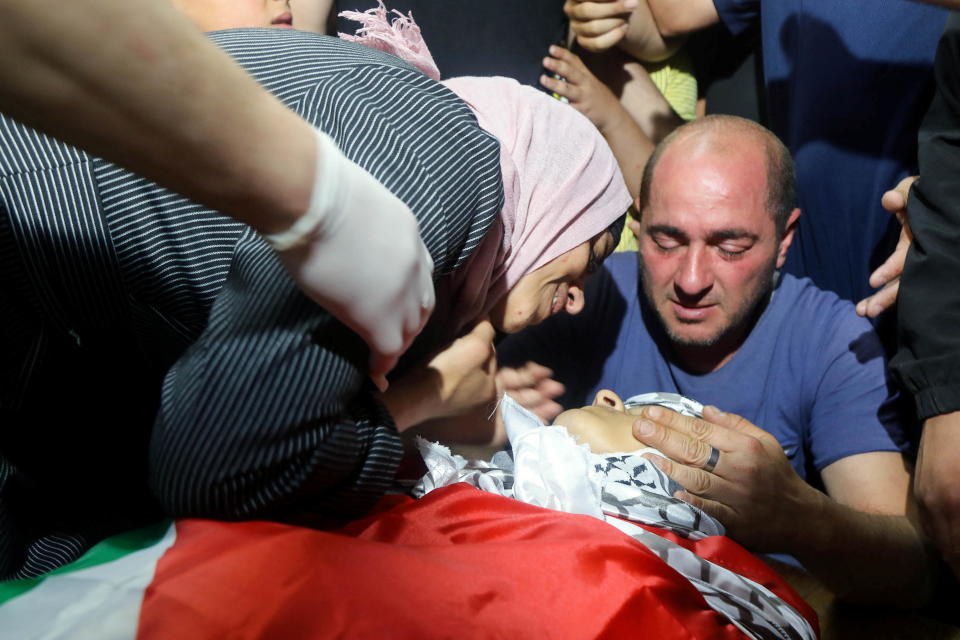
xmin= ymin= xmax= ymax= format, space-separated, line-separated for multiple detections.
xmin=0 ymin=29 xmax=503 ymax=580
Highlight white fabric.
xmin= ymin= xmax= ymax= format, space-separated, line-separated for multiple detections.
xmin=0 ymin=524 xmax=176 ymax=640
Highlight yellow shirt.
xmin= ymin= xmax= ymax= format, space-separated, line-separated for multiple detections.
xmin=615 ymin=49 xmax=697 ymax=253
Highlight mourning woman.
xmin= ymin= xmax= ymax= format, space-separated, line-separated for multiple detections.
xmin=0 ymin=3 xmax=628 ymax=579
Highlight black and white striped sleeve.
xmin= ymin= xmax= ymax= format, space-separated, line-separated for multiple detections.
xmin=149 ymin=32 xmax=503 ymax=521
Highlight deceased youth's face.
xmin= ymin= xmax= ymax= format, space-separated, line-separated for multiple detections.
xmin=553 ymin=389 xmax=650 ymax=454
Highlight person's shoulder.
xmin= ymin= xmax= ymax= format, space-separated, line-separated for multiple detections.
xmin=777 ymin=274 xmax=882 ymax=357
xmin=207 ymin=29 xmax=429 ymax=91
xmin=777 ymin=274 xmax=861 ymax=323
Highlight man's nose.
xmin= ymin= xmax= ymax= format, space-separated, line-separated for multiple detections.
xmin=565 ymin=285 xmax=585 ymax=315
xmin=674 ymin=246 xmax=713 ymax=297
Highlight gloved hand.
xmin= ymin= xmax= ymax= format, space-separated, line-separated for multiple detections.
xmin=265 ymin=129 xmax=435 ymax=390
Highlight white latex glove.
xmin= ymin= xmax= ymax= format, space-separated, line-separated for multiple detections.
xmin=265 ymin=129 xmax=435 ymax=390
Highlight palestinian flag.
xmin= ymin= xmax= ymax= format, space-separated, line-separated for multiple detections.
xmin=0 ymin=484 xmax=817 ymax=639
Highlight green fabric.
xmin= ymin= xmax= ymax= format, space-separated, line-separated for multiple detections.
xmin=0 ymin=520 xmax=172 ymax=604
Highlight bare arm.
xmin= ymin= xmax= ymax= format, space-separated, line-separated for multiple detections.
xmin=565 ymin=0 xmax=686 ymax=61
xmin=541 ymin=46 xmax=657 ymax=199
xmin=646 ymin=0 xmax=720 ymax=38
xmin=620 ymin=0 xmax=687 ymax=62
xmin=0 ymin=0 xmax=440 ymax=381
xmin=0 ymin=0 xmax=314 ymax=234
xmin=794 ymin=452 xmax=934 ymax=607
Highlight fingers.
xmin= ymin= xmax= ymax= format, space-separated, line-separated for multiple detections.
xmin=509 ymin=390 xmax=563 ymax=421
xmin=575 ymin=26 xmax=629 ymax=52
xmin=370 ymin=372 xmax=390 ymax=393
xmin=671 ymin=490 xmax=733 ymax=523
xmin=633 ymin=410 xmax=720 ymax=470
xmin=880 ymin=188 xmax=907 ymax=215
xmin=856 ymin=281 xmax=900 ymax=318
xmin=855 ymin=223 xmax=911 ymax=317
xmin=701 ymin=405 xmax=776 ymax=444
xmin=564 ymin=0 xmax=633 ymax=51
xmin=880 ymin=175 xmax=917 ymax=214
xmin=541 ymin=47 xmax=589 ymax=101
xmin=540 ymin=73 xmax=579 ymax=102
xmin=565 ymin=0 xmax=638 ymax=22
xmin=644 ymin=454 xmax=735 ymax=521
xmin=573 ymin=17 xmax=628 ymax=37
xmin=497 ymin=361 xmax=555 ymax=389
xmin=868 ymin=247 xmax=907 ymax=289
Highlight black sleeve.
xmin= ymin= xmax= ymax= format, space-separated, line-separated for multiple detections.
xmin=891 ymin=12 xmax=960 ymax=420
xmin=150 ymin=232 xmax=401 ymax=521
xmin=150 ymin=33 xmax=504 ymax=522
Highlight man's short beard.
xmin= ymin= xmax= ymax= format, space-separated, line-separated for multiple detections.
xmin=639 ymin=255 xmax=778 ymax=349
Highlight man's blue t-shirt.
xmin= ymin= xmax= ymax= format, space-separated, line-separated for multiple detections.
xmin=711 ymin=0 xmax=946 ymax=304
xmin=498 ymin=253 xmax=906 ymax=480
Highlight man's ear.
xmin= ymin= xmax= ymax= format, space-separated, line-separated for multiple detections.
xmin=776 ymin=208 xmax=801 ymax=269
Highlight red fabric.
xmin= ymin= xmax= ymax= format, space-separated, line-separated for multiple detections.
xmin=139 ymin=484 xmax=816 ymax=639
xmin=626 ymin=521 xmax=817 ymax=628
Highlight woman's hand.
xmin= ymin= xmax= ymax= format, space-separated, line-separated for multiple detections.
xmin=496 ymin=362 xmax=565 ymax=422
xmin=380 ymin=320 xmax=498 ymax=431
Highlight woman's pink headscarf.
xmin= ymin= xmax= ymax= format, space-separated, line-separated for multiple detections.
xmin=340 ymin=4 xmax=631 ymax=334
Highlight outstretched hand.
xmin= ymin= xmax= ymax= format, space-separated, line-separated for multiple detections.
xmin=496 ymin=361 xmax=565 ymax=422
xmin=631 ymin=404 xmax=819 ymax=552
xmin=855 ymin=175 xmax=917 ymax=318
xmin=379 ymin=320 xmax=497 ymax=432
xmin=564 ymin=0 xmax=638 ymax=51
xmin=540 ymin=45 xmax=627 ymax=134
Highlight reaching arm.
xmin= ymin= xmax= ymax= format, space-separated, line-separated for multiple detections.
xmin=800 ymin=452 xmax=934 ymax=606
xmin=564 ymin=0 xmax=686 ymax=61
xmin=632 ymin=406 xmax=935 ymax=607
xmin=0 ymin=0 xmax=312 ymax=233
xmin=541 ymin=46 xmax=657 ymax=199
xmin=646 ymin=0 xmax=721 ymax=38
xmin=0 ymin=0 xmax=441 ymax=382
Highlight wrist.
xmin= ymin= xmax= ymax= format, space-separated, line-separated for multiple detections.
xmin=380 ymin=368 xmax=441 ymax=432
xmin=780 ymin=484 xmax=834 ymax=557
xmin=593 ymin=99 xmax=630 ymax=138
xmin=262 ymin=128 xmax=340 ymax=250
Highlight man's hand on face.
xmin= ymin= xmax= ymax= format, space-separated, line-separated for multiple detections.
xmin=631 ymin=405 xmax=822 ymax=552
xmin=856 ymin=175 xmax=917 ymax=318
xmin=564 ymin=0 xmax=638 ymax=52
xmin=915 ymin=411 xmax=960 ymax=580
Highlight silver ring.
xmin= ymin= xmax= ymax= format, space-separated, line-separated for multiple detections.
xmin=702 ymin=446 xmax=721 ymax=474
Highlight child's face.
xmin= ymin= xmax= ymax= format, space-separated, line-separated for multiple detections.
xmin=553 ymin=390 xmax=649 ymax=454
xmin=174 ymin=0 xmax=293 ymax=31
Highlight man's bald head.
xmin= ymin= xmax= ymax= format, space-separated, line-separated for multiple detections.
xmin=638 ymin=115 xmax=796 ymax=238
